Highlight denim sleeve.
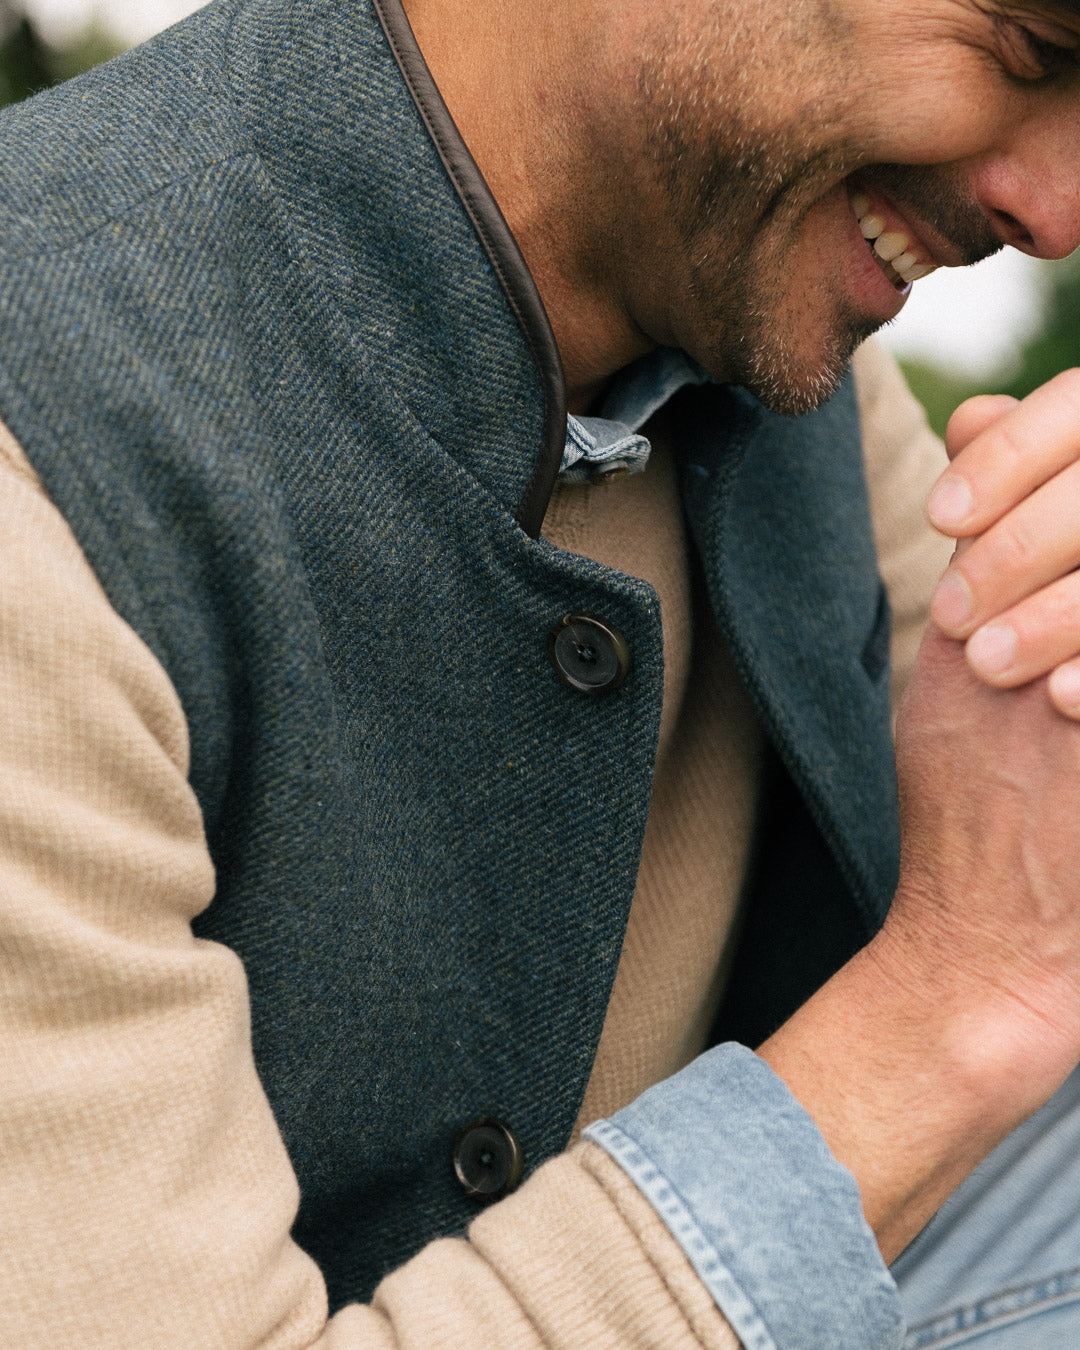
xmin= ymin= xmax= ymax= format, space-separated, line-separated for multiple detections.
xmin=583 ymin=1043 xmax=903 ymax=1350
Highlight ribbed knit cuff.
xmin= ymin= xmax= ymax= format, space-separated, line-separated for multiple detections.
xmin=584 ymin=1043 xmax=903 ymax=1350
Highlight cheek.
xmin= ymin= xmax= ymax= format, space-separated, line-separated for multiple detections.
xmin=849 ymin=0 xmax=1023 ymax=166
xmin=856 ymin=70 xmax=1019 ymax=166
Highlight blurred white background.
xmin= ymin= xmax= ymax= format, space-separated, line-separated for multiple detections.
xmin=24 ymin=0 xmax=201 ymax=46
xmin=18 ymin=0 xmax=1060 ymax=388
xmin=878 ymin=250 xmax=1051 ymax=381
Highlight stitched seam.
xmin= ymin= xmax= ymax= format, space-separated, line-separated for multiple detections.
xmin=903 ymin=1267 xmax=1080 ymax=1348
xmin=705 ymin=419 xmax=888 ymax=935
xmin=370 ymin=0 xmax=565 ymax=535
xmin=584 ymin=1119 xmax=779 ymax=1350
xmin=373 ymin=5 xmax=537 ymax=370
xmin=579 ymin=1143 xmax=747 ymax=1350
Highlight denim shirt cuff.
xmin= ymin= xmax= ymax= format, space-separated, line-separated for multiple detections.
xmin=583 ymin=1043 xmax=904 ymax=1350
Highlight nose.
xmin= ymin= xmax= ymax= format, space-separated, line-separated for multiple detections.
xmin=972 ymin=106 xmax=1080 ymax=260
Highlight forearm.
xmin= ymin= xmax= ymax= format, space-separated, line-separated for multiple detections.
xmin=345 ymin=1145 xmax=740 ymax=1350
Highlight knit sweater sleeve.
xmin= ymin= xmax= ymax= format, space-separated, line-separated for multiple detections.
xmin=0 ymin=416 xmax=739 ymax=1349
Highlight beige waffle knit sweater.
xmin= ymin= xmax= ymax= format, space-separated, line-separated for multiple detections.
xmin=0 ymin=339 xmax=949 ymax=1348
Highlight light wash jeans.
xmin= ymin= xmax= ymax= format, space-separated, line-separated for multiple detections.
xmin=893 ymin=1063 xmax=1080 ymax=1347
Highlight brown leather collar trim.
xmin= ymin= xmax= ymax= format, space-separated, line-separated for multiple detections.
xmin=371 ymin=0 xmax=567 ymax=537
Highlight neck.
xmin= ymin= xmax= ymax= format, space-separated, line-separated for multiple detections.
xmin=400 ymin=0 xmax=657 ymax=409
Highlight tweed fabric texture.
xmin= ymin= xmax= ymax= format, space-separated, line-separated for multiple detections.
xmin=0 ymin=0 xmax=898 ymax=1308
xmin=674 ymin=376 xmax=901 ymax=1047
xmin=0 ymin=334 xmax=945 ymax=1344
xmin=0 ymin=418 xmax=750 ymax=1348
xmin=546 ymin=419 xmax=767 ymax=1136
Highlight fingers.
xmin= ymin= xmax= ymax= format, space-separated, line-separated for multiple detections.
xmin=957 ymin=569 xmax=1080 ymax=710
xmin=1049 ymin=659 xmax=1080 ymax=718
xmin=920 ymin=372 xmax=1080 ymax=716
xmin=928 ymin=370 xmax=1080 ymax=538
xmin=931 ymin=454 xmax=1080 ymax=637
xmin=931 ymin=449 xmax=1080 ymax=714
xmin=932 ymin=553 xmax=1080 ymax=721
xmin=944 ymin=394 xmax=1019 ymax=462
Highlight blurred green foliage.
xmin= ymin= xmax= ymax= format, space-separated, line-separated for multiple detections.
xmin=0 ymin=10 xmax=51 ymax=103
xmin=998 ymin=257 xmax=1080 ymax=402
xmin=0 ymin=1 xmax=118 ymax=109
xmin=900 ymin=255 xmax=1080 ymax=439
xmin=896 ymin=357 xmax=983 ymax=442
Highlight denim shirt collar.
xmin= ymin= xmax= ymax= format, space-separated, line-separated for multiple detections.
xmin=560 ymin=348 xmax=713 ymax=485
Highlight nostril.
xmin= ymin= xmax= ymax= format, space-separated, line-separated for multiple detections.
xmin=989 ymin=208 xmax=1036 ymax=251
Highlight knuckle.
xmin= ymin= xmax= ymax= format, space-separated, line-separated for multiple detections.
xmin=1053 ymin=366 xmax=1080 ymax=390
xmin=1043 ymin=581 xmax=1080 ymax=628
xmin=986 ymin=420 xmax=1029 ymax=474
xmin=982 ymin=522 xmax=1036 ymax=579
xmin=1007 ymin=577 xmax=1080 ymax=669
xmin=1049 ymin=369 xmax=1080 ymax=428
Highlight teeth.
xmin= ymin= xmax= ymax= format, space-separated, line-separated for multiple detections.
xmin=873 ymin=231 xmax=909 ymax=262
xmin=848 ymin=186 xmax=936 ymax=284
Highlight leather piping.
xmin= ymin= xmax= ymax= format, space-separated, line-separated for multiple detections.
xmin=371 ymin=0 xmax=568 ymax=538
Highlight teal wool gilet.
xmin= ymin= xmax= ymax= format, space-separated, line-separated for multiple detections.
xmin=0 ymin=0 xmax=899 ymax=1307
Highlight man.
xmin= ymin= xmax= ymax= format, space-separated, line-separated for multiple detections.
xmin=2 ymin=0 xmax=1080 ymax=1344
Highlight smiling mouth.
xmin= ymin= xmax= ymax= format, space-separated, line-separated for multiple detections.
xmin=848 ymin=186 xmax=938 ymax=290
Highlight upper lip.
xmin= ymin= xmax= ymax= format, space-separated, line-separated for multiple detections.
xmin=849 ymin=175 xmax=966 ymax=269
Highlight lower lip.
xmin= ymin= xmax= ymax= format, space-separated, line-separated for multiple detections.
xmin=844 ymin=196 xmax=912 ymax=321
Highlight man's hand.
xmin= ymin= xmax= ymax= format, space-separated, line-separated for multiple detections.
xmin=927 ymin=370 xmax=1080 ymax=717
xmin=892 ymin=626 xmax=1080 ymax=1077
xmin=759 ymin=622 xmax=1080 ymax=1261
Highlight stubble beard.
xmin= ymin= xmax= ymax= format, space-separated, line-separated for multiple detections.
xmin=638 ymin=0 xmax=872 ymax=415
xmin=708 ymin=161 xmax=1002 ymax=414
xmin=698 ymin=203 xmax=880 ymax=416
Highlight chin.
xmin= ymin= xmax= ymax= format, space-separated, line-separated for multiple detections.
xmin=730 ymin=310 xmax=880 ymax=417
xmin=743 ymin=362 xmax=847 ymax=416
xmin=682 ymin=242 xmax=884 ymax=416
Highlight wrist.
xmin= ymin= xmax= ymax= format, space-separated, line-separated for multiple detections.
xmin=876 ymin=873 xmax=1080 ymax=1114
xmin=758 ymin=923 xmax=1073 ymax=1261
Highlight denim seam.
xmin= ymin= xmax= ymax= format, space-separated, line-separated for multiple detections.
xmin=903 ymin=1265 xmax=1080 ymax=1349
xmin=565 ymin=417 xmax=593 ymax=455
xmin=585 ymin=1119 xmax=778 ymax=1350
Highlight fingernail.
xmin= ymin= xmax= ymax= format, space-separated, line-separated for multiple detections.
xmin=966 ymin=624 xmax=1017 ymax=676
xmin=931 ymin=572 xmax=974 ymax=632
xmin=928 ymin=476 xmax=974 ymax=531
xmin=1052 ymin=665 xmax=1080 ymax=713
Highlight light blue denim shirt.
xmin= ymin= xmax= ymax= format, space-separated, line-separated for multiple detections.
xmin=574 ymin=350 xmax=904 ymax=1348
xmin=559 ymin=347 xmax=713 ymax=483
xmin=585 ymin=1047 xmax=902 ymax=1348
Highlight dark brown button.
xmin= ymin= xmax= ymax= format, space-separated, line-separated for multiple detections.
xmin=548 ymin=613 xmax=630 ymax=693
xmin=452 ymin=1118 xmax=524 ymax=1202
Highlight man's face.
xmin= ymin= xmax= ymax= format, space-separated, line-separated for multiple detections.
xmin=624 ymin=0 xmax=1080 ymax=414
